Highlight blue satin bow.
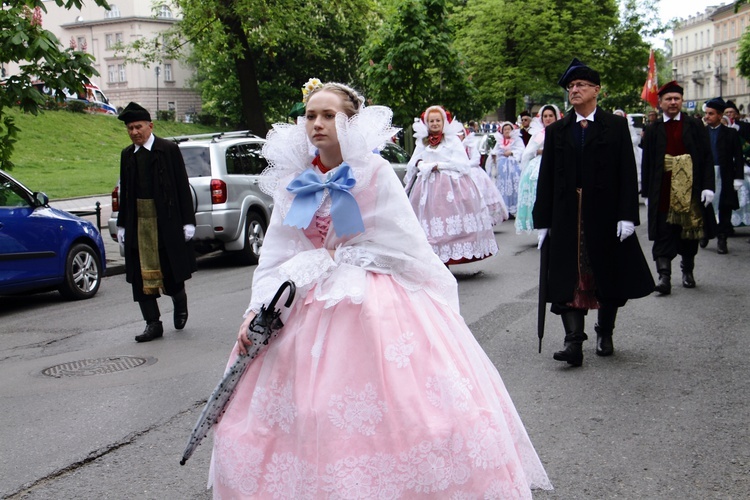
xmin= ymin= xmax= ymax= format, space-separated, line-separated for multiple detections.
xmin=284 ymin=164 xmax=365 ymax=237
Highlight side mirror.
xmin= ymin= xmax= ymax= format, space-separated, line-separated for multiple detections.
xmin=32 ymin=192 xmax=49 ymax=207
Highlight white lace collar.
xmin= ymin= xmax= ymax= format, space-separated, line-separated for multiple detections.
xmin=261 ymin=106 xmax=400 ymax=217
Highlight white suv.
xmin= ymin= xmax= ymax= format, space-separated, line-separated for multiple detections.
xmin=109 ymin=131 xmax=273 ymax=265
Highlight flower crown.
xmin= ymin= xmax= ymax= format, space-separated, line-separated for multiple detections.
xmin=301 ymin=78 xmax=323 ymax=104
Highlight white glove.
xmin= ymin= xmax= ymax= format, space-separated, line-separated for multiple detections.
xmin=744 ymin=165 xmax=750 ymax=175
xmin=734 ymin=179 xmax=743 ymax=191
xmin=116 ymin=226 xmax=125 ymax=246
xmin=183 ymin=224 xmax=195 ymax=241
xmin=537 ymin=228 xmax=548 ymax=250
xmin=616 ymin=220 xmax=635 ymax=242
xmin=700 ymin=189 xmax=715 ymax=207
xmin=417 ymin=162 xmax=435 ymax=175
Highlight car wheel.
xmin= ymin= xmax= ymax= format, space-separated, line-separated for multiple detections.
xmin=235 ymin=211 xmax=266 ymax=266
xmin=59 ymin=243 xmax=102 ymax=300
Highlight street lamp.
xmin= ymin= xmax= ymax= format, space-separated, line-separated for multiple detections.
xmin=155 ymin=66 xmax=161 ymax=114
xmin=715 ymin=64 xmax=723 ymax=98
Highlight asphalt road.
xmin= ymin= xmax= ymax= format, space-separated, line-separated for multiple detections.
xmin=1 ymin=211 xmax=748 ymax=499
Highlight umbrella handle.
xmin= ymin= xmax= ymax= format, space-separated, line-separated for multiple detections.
xmin=267 ymin=280 xmax=296 ymax=310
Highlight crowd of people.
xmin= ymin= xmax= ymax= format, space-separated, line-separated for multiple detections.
xmin=113 ymin=54 xmax=750 ymax=497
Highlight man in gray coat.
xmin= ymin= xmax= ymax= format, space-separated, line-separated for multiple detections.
xmin=116 ymin=102 xmax=197 ymax=342
xmin=533 ymin=59 xmax=654 ymax=367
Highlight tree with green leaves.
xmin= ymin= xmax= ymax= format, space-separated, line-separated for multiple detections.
xmin=359 ymin=0 xmax=480 ymax=131
xmin=453 ymin=0 xmax=620 ymax=119
xmin=137 ymin=0 xmax=378 ymax=135
xmin=597 ymin=0 xmax=667 ymax=111
xmin=0 ymin=0 xmax=110 ymax=170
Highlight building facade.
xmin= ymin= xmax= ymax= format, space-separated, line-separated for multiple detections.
xmin=8 ymin=0 xmax=202 ymax=120
xmin=672 ymin=3 xmax=750 ymax=115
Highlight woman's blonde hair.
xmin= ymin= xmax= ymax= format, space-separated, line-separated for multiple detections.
xmin=307 ymin=82 xmax=365 ymax=118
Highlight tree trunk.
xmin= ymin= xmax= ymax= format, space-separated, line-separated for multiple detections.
xmin=503 ymin=98 xmax=517 ymax=123
xmin=217 ymin=6 xmax=268 ymax=137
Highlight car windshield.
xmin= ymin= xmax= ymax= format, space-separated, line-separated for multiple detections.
xmin=180 ymin=147 xmax=211 ymax=177
xmin=0 ymin=175 xmax=31 ymax=208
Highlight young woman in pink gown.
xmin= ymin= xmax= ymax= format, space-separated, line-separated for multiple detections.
xmin=208 ymin=81 xmax=552 ymax=498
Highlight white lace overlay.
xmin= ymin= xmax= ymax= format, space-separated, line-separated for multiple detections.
xmin=384 ymin=332 xmax=416 ymax=368
xmin=213 ymin=419 xmax=548 ymax=497
xmin=263 ymin=452 xmax=318 ymax=499
xmin=426 ymin=368 xmax=474 ymax=412
xmin=279 ymin=247 xmax=336 ymax=289
xmin=252 ymin=380 xmax=298 ymax=433
xmin=328 ymin=383 xmax=388 ymax=437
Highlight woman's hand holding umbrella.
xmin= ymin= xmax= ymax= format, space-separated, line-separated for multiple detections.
xmin=236 ymin=312 xmax=256 ymax=356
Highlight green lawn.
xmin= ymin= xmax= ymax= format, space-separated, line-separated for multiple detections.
xmin=5 ymin=108 xmax=225 ymax=199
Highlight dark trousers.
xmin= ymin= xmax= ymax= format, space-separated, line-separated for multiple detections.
xmin=718 ymin=206 xmax=733 ymax=236
xmin=652 ymin=211 xmax=700 ymax=260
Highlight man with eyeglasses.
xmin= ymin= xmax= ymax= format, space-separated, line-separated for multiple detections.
xmin=533 ymin=58 xmax=654 ymax=367
xmin=641 ymin=81 xmax=715 ymax=295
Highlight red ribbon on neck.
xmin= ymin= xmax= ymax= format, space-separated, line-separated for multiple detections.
xmin=428 ymin=132 xmax=443 ymax=147
xmin=312 ymin=155 xmax=333 ymax=173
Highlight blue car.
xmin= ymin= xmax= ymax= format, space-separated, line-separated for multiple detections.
xmin=0 ymin=169 xmax=106 ymax=299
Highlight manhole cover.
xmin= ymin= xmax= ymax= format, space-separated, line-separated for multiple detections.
xmin=42 ymin=356 xmax=155 ymax=378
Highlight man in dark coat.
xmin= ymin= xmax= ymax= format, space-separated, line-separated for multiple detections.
xmin=533 ymin=58 xmax=654 ymax=367
xmin=703 ymin=97 xmax=744 ymax=254
xmin=641 ymin=82 xmax=715 ymax=295
xmin=519 ymin=110 xmax=532 ymax=146
xmin=116 ymin=102 xmax=197 ymax=342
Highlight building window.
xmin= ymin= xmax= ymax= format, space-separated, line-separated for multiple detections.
xmin=731 ymin=21 xmax=735 ymax=39
xmin=105 ymin=34 xmax=113 ymax=49
xmin=108 ymin=65 xmax=116 ymax=83
xmin=164 ymin=63 xmax=173 ymax=82
xmin=106 ymin=4 xmax=120 ymax=18
xmin=157 ymin=5 xmax=173 ymax=18
xmin=115 ymin=33 xmax=123 ymax=45
xmin=77 ymin=36 xmax=87 ymax=52
xmin=118 ymin=64 xmax=126 ymax=82
xmin=168 ymin=102 xmax=175 ymax=111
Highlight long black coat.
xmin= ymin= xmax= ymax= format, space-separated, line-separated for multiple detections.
xmin=710 ymin=124 xmax=743 ymax=210
xmin=640 ymin=115 xmax=715 ymax=240
xmin=117 ymin=135 xmax=196 ymax=286
xmin=533 ymin=108 xmax=654 ymax=305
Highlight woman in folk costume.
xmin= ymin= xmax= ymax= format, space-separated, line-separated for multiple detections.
xmin=460 ymin=123 xmax=510 ymax=225
xmin=515 ymin=105 xmax=562 ymax=233
xmin=208 ymin=81 xmax=552 ymax=498
xmin=404 ymin=106 xmax=498 ymax=264
xmin=491 ymin=122 xmax=525 ymax=216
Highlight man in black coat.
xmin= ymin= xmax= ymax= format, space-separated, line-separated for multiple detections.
xmin=703 ymin=97 xmax=744 ymax=254
xmin=641 ymin=82 xmax=715 ymax=295
xmin=116 ymin=102 xmax=197 ymax=342
xmin=533 ymin=59 xmax=654 ymax=367
xmin=518 ymin=110 xmax=532 ymax=146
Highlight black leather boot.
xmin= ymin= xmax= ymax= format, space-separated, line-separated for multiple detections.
xmin=136 ymin=299 xmax=163 ymax=342
xmin=680 ymin=255 xmax=696 ymax=288
xmin=717 ymin=234 xmax=728 ymax=254
xmin=553 ymin=310 xmax=587 ymax=367
xmin=595 ymin=305 xmax=617 ymax=357
xmin=653 ymin=257 xmax=671 ymax=295
xmin=172 ymin=288 xmax=189 ymax=330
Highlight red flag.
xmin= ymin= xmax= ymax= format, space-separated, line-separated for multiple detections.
xmin=641 ymin=50 xmax=659 ymax=109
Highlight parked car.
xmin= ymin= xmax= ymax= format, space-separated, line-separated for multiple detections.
xmin=108 ymin=131 xmax=274 ymax=265
xmin=378 ymin=141 xmax=410 ymax=183
xmin=0 ymin=169 xmax=105 ymax=299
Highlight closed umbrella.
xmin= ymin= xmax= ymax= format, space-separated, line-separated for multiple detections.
xmin=180 ymin=280 xmax=296 ymax=465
